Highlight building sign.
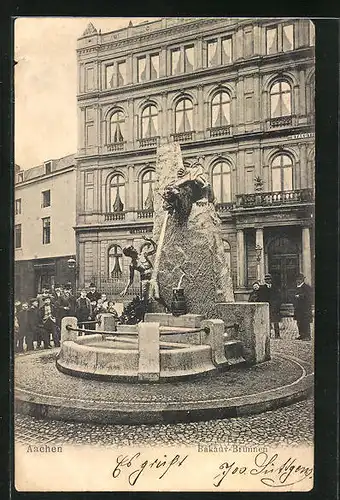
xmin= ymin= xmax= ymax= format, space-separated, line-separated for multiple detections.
xmin=289 ymin=132 xmax=315 ymax=140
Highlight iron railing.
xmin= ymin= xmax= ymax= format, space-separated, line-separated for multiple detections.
xmin=138 ymin=136 xmax=160 ymax=148
xmin=209 ymin=125 xmax=231 ymax=137
xmin=170 ymin=131 xmax=193 ymax=142
xmin=269 ymin=116 xmax=293 ymax=128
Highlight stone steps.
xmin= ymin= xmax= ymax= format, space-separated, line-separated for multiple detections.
xmin=224 ymin=339 xmax=246 ymax=366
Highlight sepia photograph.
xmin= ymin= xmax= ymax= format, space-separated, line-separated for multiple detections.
xmin=13 ymin=16 xmax=315 ymax=492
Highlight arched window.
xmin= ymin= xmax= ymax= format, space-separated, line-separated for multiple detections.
xmin=270 ymin=81 xmax=292 ymax=126
xmin=271 ymin=154 xmax=293 ymax=192
xmin=212 ymin=161 xmax=232 ymax=203
xmin=222 ymin=239 xmax=231 ymax=271
xmin=175 ymin=98 xmax=193 ymax=133
xmin=211 ymin=91 xmax=231 ymax=128
xmin=108 ymin=244 xmax=123 ymax=278
xmin=141 ymin=170 xmax=155 ymax=210
xmin=110 ymin=110 xmax=125 ymax=143
xmin=110 ymin=174 xmax=125 ymax=212
xmin=141 ymin=105 xmax=158 ymax=138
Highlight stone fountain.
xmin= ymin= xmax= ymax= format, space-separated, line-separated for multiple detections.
xmin=56 ymin=143 xmax=270 ymax=382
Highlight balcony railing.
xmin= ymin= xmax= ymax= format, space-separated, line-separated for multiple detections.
xmin=269 ymin=116 xmax=293 ymax=128
xmin=209 ymin=125 xmax=231 ymax=137
xmin=107 ymin=141 xmax=126 ymax=152
xmin=171 ymin=131 xmax=193 ymax=142
xmin=236 ymin=189 xmax=314 ymax=208
xmin=138 ymin=136 xmax=160 ymax=148
xmin=105 ymin=211 xmax=126 ymax=221
xmin=136 ymin=209 xmax=154 ymax=219
xmin=216 ymin=202 xmax=234 ymax=213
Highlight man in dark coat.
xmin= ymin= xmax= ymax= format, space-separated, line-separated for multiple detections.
xmin=293 ymin=274 xmax=313 ymax=340
xmin=38 ymin=296 xmax=58 ymax=348
xmin=17 ymin=302 xmax=29 ymax=352
xmin=87 ymin=283 xmax=101 ymax=330
xmin=75 ymin=290 xmax=92 ymax=330
xmin=26 ymin=298 xmax=40 ymax=351
xmin=259 ymin=274 xmax=281 ymax=338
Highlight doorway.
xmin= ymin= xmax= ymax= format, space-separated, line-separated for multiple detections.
xmin=267 ymin=235 xmax=300 ymax=303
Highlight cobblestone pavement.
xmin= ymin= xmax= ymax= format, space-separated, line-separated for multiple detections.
xmin=14 ymin=398 xmax=313 ymax=449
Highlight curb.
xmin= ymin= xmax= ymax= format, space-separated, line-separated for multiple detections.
xmin=14 ymin=353 xmax=314 ymax=425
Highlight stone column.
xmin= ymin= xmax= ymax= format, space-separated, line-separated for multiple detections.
xmin=196 ymin=84 xmax=204 ymax=140
xmin=255 ymin=228 xmax=265 ymax=282
xmin=302 ymin=226 xmax=312 ymax=284
xmin=236 ymin=229 xmax=245 ymax=288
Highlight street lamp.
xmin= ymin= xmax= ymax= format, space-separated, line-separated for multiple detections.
xmin=255 ymin=244 xmax=262 ymax=281
xmin=67 ymin=258 xmax=77 ymax=293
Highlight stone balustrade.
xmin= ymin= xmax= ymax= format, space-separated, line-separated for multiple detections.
xmin=236 ymin=188 xmax=314 ymax=208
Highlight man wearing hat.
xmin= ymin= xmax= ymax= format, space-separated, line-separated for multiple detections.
xmin=38 ymin=296 xmax=57 ymax=348
xmin=293 ymin=274 xmax=313 ymax=340
xmin=27 ymin=298 xmax=40 ymax=350
xmin=259 ymin=274 xmax=281 ymax=338
xmin=87 ymin=283 xmax=101 ymax=330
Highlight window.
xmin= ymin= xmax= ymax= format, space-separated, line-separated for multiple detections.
xmin=282 ymin=24 xmax=294 ymax=52
xmin=138 ymin=54 xmax=160 ymax=82
xmin=15 ymin=198 xmax=21 ymax=215
xmin=175 ymin=99 xmax=193 ymax=133
xmin=207 ymin=40 xmax=218 ymax=67
xmin=141 ymin=170 xmax=155 ymax=210
xmin=85 ymin=107 xmax=95 ymax=146
xmin=106 ymin=61 xmax=126 ymax=88
xmin=184 ymin=45 xmax=194 ymax=72
xmin=42 ymin=190 xmax=51 ymax=208
xmin=108 ymin=244 xmax=123 ymax=278
xmin=86 ymin=67 xmax=94 ymax=91
xmin=212 ymin=161 xmax=232 ymax=203
xmin=141 ymin=105 xmax=158 ymax=138
xmin=45 ymin=162 xmax=52 ymax=175
xmin=271 ymin=154 xmax=293 ymax=192
xmin=42 ymin=217 xmax=51 ymax=244
xmin=266 ymin=27 xmax=278 ymax=54
xmin=15 ymin=224 xmax=22 ymax=248
xmin=171 ymin=48 xmax=181 ymax=75
xmin=270 ymin=81 xmax=292 ymax=126
xmin=17 ymin=172 xmax=24 ymax=183
xmin=110 ymin=110 xmax=125 ymax=143
xmin=222 ymin=240 xmax=231 ymax=271
xmin=221 ymin=37 xmax=232 ymax=64
xmin=110 ymin=174 xmax=125 ymax=212
xmin=211 ymin=91 xmax=231 ymax=128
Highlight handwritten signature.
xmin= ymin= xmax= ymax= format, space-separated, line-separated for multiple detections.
xmin=213 ymin=452 xmax=314 ymax=488
xmin=112 ymin=452 xmax=188 ymax=486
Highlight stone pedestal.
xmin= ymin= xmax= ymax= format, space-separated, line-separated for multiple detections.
xmin=61 ymin=317 xmax=78 ymax=343
xmin=98 ymin=313 xmax=116 ymax=333
xmin=153 ymin=143 xmax=234 ymax=318
xmin=216 ymin=302 xmax=270 ymax=364
xmin=201 ymin=319 xmax=228 ymax=367
xmin=138 ymin=322 xmax=160 ymax=382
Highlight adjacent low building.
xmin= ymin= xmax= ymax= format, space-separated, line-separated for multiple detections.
xmin=14 ymin=154 xmax=77 ymax=300
xmin=75 ymin=17 xmax=315 ymax=303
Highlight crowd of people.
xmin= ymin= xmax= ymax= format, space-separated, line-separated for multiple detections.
xmin=14 ymin=282 xmax=119 ymax=353
xmin=248 ymin=273 xmax=313 ymax=340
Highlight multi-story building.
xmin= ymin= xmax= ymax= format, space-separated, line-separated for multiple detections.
xmin=14 ymin=154 xmax=77 ymax=300
xmin=75 ymin=17 xmax=315 ymax=303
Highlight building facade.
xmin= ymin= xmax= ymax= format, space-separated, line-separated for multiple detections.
xmin=76 ymin=17 xmax=315 ymax=303
xmin=14 ymin=154 xmax=77 ymax=300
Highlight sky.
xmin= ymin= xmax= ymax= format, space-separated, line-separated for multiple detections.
xmin=14 ymin=17 xmax=159 ymax=170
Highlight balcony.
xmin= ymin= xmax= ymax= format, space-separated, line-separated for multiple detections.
xmin=236 ymin=189 xmax=314 ymax=208
xmin=105 ymin=211 xmax=126 ymax=221
xmin=107 ymin=141 xmax=126 ymax=152
xmin=209 ymin=125 xmax=231 ymax=137
xmin=269 ymin=116 xmax=293 ymax=128
xmin=170 ymin=131 xmax=193 ymax=142
xmin=216 ymin=202 xmax=234 ymax=213
xmin=138 ymin=136 xmax=160 ymax=148
xmin=136 ymin=209 xmax=153 ymax=219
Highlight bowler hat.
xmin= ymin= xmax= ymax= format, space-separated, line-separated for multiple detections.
xmin=89 ymin=283 xmax=96 ymax=287
xmin=264 ymin=274 xmax=272 ymax=280
xmin=296 ymin=273 xmax=305 ymax=280
xmin=30 ymin=298 xmax=38 ymax=304
xmin=42 ymin=296 xmax=51 ymax=301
